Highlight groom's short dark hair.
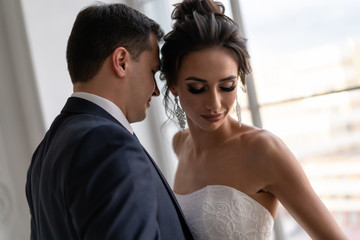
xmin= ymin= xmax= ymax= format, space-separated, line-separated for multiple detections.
xmin=66 ymin=3 xmax=164 ymax=83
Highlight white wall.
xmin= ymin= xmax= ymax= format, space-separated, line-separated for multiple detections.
xmin=0 ymin=0 xmax=44 ymax=238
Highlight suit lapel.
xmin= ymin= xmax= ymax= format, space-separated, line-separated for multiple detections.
xmin=138 ymin=141 xmax=193 ymax=238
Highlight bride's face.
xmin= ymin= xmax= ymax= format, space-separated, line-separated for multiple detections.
xmin=172 ymin=47 xmax=238 ymax=131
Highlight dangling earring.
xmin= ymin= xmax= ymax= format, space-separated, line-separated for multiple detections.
xmin=236 ymin=94 xmax=242 ymax=127
xmin=175 ymin=96 xmax=186 ymax=130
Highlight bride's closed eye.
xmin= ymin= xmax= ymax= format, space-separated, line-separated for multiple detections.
xmin=187 ymin=84 xmax=206 ymax=94
xmin=220 ymin=82 xmax=236 ymax=92
xmin=186 ymin=82 xmax=236 ymax=94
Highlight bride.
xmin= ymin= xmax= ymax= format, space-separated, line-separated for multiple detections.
xmin=160 ymin=0 xmax=348 ymax=239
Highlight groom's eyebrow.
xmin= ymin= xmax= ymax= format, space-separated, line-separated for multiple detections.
xmin=185 ymin=75 xmax=237 ymax=82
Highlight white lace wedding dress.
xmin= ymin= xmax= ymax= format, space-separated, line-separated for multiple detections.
xmin=175 ymin=185 xmax=274 ymax=240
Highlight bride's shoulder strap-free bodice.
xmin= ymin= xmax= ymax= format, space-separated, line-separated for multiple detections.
xmin=175 ymin=185 xmax=274 ymax=240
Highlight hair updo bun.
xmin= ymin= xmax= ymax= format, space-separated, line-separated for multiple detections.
xmin=171 ymin=0 xmax=237 ymax=41
xmin=172 ymin=0 xmax=225 ymax=22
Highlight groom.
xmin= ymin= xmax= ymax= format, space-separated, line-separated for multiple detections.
xmin=25 ymin=3 xmax=193 ymax=240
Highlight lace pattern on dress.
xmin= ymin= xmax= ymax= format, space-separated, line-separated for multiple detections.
xmin=175 ymin=185 xmax=274 ymax=240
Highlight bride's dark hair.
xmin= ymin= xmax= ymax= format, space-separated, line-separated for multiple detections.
xmin=160 ymin=0 xmax=251 ymax=121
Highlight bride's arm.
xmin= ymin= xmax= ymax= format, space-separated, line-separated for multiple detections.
xmin=254 ymin=130 xmax=348 ymax=240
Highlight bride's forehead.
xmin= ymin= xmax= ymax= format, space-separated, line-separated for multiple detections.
xmin=179 ymin=50 xmax=238 ymax=75
xmin=181 ymin=48 xmax=238 ymax=69
xmin=184 ymin=47 xmax=233 ymax=58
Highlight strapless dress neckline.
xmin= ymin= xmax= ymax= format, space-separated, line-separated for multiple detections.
xmin=175 ymin=185 xmax=273 ymax=218
xmin=175 ymin=185 xmax=274 ymax=240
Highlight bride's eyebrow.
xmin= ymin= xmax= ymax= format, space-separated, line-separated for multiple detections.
xmin=185 ymin=75 xmax=237 ymax=82
xmin=185 ymin=77 xmax=207 ymax=82
xmin=219 ymin=75 xmax=237 ymax=82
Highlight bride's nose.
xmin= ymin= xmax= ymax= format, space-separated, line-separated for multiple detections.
xmin=205 ymin=91 xmax=221 ymax=111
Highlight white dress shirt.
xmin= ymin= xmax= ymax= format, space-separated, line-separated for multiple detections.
xmin=71 ymin=92 xmax=133 ymax=134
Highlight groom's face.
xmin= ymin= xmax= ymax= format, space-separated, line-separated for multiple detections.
xmin=126 ymin=33 xmax=160 ymax=123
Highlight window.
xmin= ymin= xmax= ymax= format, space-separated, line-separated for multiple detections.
xmin=240 ymin=0 xmax=360 ymax=238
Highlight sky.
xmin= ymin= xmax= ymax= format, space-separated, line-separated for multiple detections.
xmin=239 ymin=0 xmax=360 ymax=63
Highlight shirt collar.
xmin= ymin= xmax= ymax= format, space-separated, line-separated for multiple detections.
xmin=71 ymin=92 xmax=133 ymax=134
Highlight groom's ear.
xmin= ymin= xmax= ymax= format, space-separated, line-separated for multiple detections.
xmin=112 ymin=47 xmax=128 ymax=78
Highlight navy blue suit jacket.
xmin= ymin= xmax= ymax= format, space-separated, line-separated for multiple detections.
xmin=26 ymin=97 xmax=193 ymax=240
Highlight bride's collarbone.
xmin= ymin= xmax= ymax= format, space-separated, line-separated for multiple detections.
xmin=176 ymin=156 xmax=270 ymax=197
xmin=180 ymin=141 xmax=244 ymax=160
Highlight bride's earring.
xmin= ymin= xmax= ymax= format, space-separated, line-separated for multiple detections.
xmin=236 ymin=94 xmax=242 ymax=127
xmin=175 ymin=96 xmax=186 ymax=130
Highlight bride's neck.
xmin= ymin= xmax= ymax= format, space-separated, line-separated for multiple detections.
xmin=187 ymin=118 xmax=235 ymax=152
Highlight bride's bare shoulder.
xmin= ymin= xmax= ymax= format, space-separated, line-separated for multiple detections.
xmin=239 ymin=124 xmax=278 ymax=142
xmin=236 ymin=124 xmax=286 ymax=157
xmin=172 ymin=129 xmax=190 ymax=155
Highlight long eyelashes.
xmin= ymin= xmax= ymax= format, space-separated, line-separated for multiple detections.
xmin=187 ymin=85 xmax=236 ymax=94
xmin=187 ymin=86 xmax=206 ymax=94
xmin=220 ymin=85 xmax=236 ymax=92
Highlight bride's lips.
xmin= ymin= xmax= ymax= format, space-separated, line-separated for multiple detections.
xmin=201 ymin=113 xmax=223 ymax=122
